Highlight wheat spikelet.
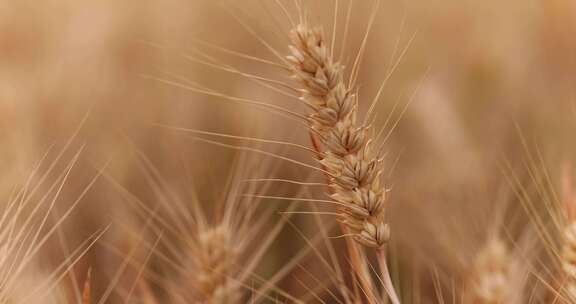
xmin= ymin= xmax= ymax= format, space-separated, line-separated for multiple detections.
xmin=465 ymin=238 xmax=511 ymax=304
xmin=287 ymin=24 xmax=389 ymax=249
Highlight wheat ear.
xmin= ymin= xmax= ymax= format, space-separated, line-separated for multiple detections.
xmin=286 ymin=23 xmax=399 ymax=304
xmin=561 ymin=222 xmax=576 ymax=299
xmin=192 ymin=224 xmax=240 ymax=303
xmin=465 ymin=238 xmax=511 ymax=303
xmin=287 ymin=23 xmax=389 ymax=249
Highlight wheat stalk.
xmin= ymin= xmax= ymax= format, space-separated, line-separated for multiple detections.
xmin=286 ymin=22 xmax=399 ymax=304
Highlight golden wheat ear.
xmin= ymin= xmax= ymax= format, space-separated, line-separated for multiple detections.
xmin=288 ymin=24 xmax=390 ymax=246
xmin=284 ymin=14 xmax=402 ymax=302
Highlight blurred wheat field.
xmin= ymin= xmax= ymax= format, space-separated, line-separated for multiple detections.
xmin=2 ymin=0 xmax=576 ymax=303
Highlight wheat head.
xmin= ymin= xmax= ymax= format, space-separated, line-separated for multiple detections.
xmin=193 ymin=224 xmax=240 ymax=303
xmin=287 ymin=24 xmax=389 ymax=248
xmin=465 ymin=237 xmax=511 ymax=304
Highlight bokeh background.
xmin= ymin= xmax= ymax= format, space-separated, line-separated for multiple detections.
xmin=2 ymin=0 xmax=576 ymax=302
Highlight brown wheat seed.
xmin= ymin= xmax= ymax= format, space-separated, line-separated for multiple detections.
xmin=287 ymin=24 xmax=390 ymax=248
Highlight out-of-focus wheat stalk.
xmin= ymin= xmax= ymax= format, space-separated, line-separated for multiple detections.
xmin=109 ymin=150 xmax=305 ymax=303
xmin=499 ymin=146 xmax=572 ymax=303
xmin=0 ymin=147 xmax=105 ymax=304
xmin=561 ymin=222 xmax=576 ymax=299
xmin=560 ymin=165 xmax=576 ymax=301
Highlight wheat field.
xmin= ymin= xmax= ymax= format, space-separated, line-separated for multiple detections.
xmin=2 ymin=0 xmax=576 ymax=303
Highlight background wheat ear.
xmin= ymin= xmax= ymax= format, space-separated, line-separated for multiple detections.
xmin=559 ymin=165 xmax=576 ymax=302
xmin=561 ymin=222 xmax=576 ymax=299
xmin=107 ymin=147 xmax=306 ymax=304
xmin=464 ymin=237 xmax=511 ymax=303
xmin=191 ymin=223 xmax=241 ymax=303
